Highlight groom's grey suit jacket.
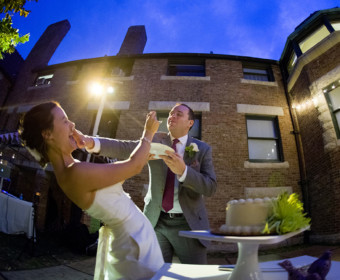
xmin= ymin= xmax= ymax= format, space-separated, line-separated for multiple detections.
xmin=98 ymin=132 xmax=217 ymax=247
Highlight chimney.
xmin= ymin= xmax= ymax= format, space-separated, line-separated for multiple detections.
xmin=117 ymin=25 xmax=147 ymax=55
xmin=25 ymin=19 xmax=71 ymax=69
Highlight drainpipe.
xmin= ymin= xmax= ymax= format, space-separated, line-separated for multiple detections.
xmin=279 ymin=64 xmax=310 ymax=243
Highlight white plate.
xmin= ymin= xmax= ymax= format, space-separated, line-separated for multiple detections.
xmin=150 ymin=143 xmax=174 ymax=159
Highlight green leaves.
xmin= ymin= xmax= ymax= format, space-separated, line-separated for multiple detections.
xmin=263 ymin=192 xmax=311 ymax=235
xmin=0 ymin=17 xmax=29 ymax=58
xmin=0 ymin=0 xmax=38 ymax=59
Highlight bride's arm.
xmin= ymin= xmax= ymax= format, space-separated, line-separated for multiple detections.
xmin=59 ymin=112 xmax=159 ymax=201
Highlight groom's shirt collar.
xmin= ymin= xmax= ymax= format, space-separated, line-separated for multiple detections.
xmin=170 ymin=134 xmax=188 ymax=146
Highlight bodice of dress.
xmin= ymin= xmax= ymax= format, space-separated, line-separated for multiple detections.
xmin=85 ymin=183 xmax=140 ymax=229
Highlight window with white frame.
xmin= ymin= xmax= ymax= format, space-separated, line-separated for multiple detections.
xmin=246 ymin=116 xmax=283 ymax=162
xmin=157 ymin=112 xmax=201 ymax=139
xmin=34 ymin=74 xmax=54 ymax=86
xmin=325 ymin=82 xmax=340 ymax=138
xmin=331 ymin=21 xmax=340 ymax=31
xmin=298 ymin=25 xmax=330 ymax=54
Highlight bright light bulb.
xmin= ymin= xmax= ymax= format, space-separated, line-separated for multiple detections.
xmin=89 ymin=82 xmax=104 ymax=97
xmin=107 ymin=86 xmax=114 ymax=94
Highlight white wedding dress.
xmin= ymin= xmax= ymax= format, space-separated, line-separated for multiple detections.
xmin=85 ymin=183 xmax=164 ymax=280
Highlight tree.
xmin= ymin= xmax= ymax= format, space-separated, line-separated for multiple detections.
xmin=0 ymin=0 xmax=38 ymax=59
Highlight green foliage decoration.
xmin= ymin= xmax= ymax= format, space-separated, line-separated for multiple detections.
xmin=263 ymin=192 xmax=311 ymax=235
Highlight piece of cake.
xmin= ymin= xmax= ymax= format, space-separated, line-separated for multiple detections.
xmin=219 ymin=197 xmax=274 ymax=235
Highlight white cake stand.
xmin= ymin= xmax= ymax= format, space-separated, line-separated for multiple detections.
xmin=179 ymin=227 xmax=309 ymax=280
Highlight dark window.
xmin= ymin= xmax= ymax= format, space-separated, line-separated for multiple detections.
xmin=167 ymin=58 xmax=205 ymax=77
xmin=324 ymin=81 xmax=340 ymax=138
xmin=243 ymin=65 xmax=274 ymax=82
xmin=168 ymin=64 xmax=205 ymax=77
xmin=157 ymin=112 xmax=202 ymax=140
xmin=246 ymin=116 xmax=283 ymax=162
xmin=88 ymin=111 xmax=120 ymax=163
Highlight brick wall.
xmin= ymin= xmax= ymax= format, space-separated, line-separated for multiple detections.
xmin=1 ymin=55 xmax=302 ymax=233
xmin=289 ymin=42 xmax=340 ymax=241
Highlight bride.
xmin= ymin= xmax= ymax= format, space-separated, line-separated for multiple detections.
xmin=20 ymin=101 xmax=164 ymax=279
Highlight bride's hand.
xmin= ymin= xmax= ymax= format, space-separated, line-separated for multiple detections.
xmin=145 ymin=111 xmax=160 ymax=135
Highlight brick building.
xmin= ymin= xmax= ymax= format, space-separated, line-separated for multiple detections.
xmin=0 ymin=7 xmax=340 ymax=244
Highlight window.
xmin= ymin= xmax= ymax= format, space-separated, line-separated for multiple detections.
xmin=90 ymin=111 xmax=120 ymax=139
xmin=88 ymin=111 xmax=120 ymax=163
xmin=157 ymin=112 xmax=201 ymax=139
xmin=34 ymin=74 xmax=53 ymax=86
xmin=324 ymin=82 xmax=340 ymax=138
xmin=167 ymin=59 xmax=205 ymax=77
xmin=246 ymin=116 xmax=283 ymax=162
xmin=287 ymin=52 xmax=297 ymax=74
xmin=298 ymin=25 xmax=330 ymax=54
xmin=243 ymin=65 xmax=274 ymax=82
xmin=331 ymin=21 xmax=340 ymax=31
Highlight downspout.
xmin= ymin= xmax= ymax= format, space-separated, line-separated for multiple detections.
xmin=279 ymin=64 xmax=310 ymax=243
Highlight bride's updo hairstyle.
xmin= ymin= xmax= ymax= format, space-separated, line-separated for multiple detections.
xmin=19 ymin=101 xmax=60 ymax=167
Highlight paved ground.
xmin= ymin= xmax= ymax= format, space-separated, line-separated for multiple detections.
xmin=1 ymin=243 xmax=340 ymax=280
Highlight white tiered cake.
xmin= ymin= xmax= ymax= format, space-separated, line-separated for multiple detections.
xmin=219 ymin=197 xmax=274 ymax=235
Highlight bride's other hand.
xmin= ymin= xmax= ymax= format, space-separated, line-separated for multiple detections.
xmin=144 ymin=111 xmax=159 ymax=136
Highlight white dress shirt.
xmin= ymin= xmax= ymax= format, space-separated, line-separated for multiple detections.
xmin=167 ymin=134 xmax=188 ymax=213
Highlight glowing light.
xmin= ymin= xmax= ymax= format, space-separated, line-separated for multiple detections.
xmin=89 ymin=82 xmax=104 ymax=97
xmin=332 ymin=84 xmax=336 ymax=89
xmin=107 ymin=86 xmax=114 ymax=94
xmin=323 ymin=89 xmax=327 ymax=93
xmin=296 ymin=104 xmax=301 ymax=110
xmin=12 ymin=154 xmax=15 ymax=159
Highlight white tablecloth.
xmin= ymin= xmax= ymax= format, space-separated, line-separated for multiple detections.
xmin=0 ymin=192 xmax=34 ymax=238
xmin=152 ymin=255 xmax=340 ymax=280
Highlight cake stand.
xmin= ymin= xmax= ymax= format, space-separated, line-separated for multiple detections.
xmin=179 ymin=226 xmax=309 ymax=280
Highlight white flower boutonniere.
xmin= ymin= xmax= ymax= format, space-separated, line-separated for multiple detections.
xmin=185 ymin=143 xmax=199 ymax=158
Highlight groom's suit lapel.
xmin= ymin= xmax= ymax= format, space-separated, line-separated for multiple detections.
xmin=183 ymin=136 xmax=193 ymax=165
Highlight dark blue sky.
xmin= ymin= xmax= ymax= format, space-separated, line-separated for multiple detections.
xmin=12 ymin=0 xmax=340 ymax=65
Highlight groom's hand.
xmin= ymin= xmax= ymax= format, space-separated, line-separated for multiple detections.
xmin=148 ymin=153 xmax=156 ymax=160
xmin=160 ymin=151 xmax=186 ymax=176
xmin=73 ymin=129 xmax=95 ymax=150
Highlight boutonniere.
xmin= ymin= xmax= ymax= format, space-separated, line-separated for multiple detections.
xmin=185 ymin=143 xmax=199 ymax=158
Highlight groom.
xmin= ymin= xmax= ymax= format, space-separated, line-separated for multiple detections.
xmin=77 ymin=103 xmax=217 ymax=264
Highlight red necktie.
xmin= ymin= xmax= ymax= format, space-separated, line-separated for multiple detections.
xmin=162 ymin=139 xmax=179 ymax=212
